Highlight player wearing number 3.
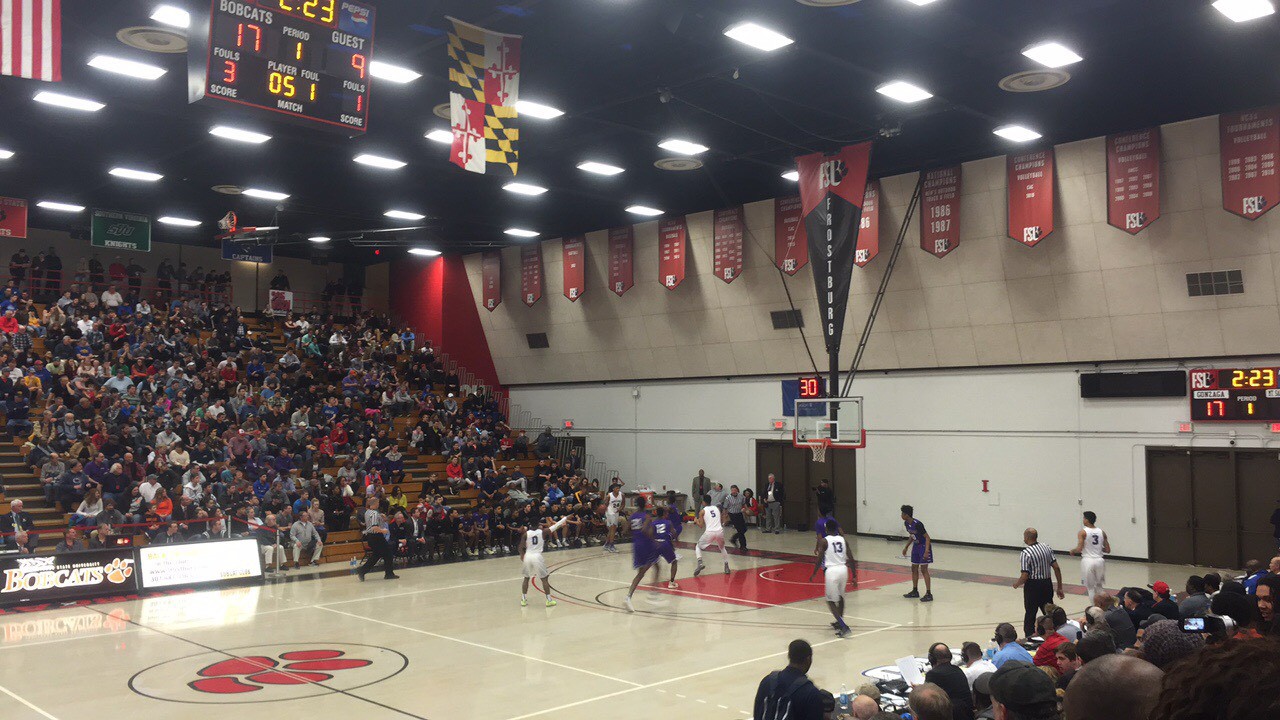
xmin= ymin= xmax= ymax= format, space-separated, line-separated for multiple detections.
xmin=1070 ymin=511 xmax=1110 ymax=599
xmin=520 ymin=515 xmax=568 ymax=607
xmin=818 ymin=520 xmax=855 ymax=638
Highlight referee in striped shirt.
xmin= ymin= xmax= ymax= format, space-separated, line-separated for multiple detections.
xmin=1011 ymin=527 xmax=1064 ymax=638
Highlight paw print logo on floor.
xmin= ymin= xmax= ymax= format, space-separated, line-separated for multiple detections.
xmin=190 ymin=650 xmax=373 ymax=694
xmin=104 ymin=558 xmax=134 ymax=584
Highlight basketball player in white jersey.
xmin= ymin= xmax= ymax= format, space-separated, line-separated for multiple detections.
xmin=603 ymin=482 xmax=625 ymax=553
xmin=693 ymin=493 xmax=731 ymax=577
xmin=1070 ymin=511 xmax=1110 ymax=599
xmin=520 ymin=515 xmax=568 ymax=607
xmin=818 ymin=519 xmax=855 ymax=638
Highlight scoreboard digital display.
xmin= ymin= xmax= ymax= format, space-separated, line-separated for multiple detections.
xmin=189 ymin=0 xmax=376 ymax=134
xmin=1189 ymin=368 xmax=1280 ymax=421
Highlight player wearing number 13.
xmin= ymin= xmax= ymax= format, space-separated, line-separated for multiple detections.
xmin=819 ymin=520 xmax=855 ymax=638
xmin=1070 ymin=511 xmax=1110 ymax=600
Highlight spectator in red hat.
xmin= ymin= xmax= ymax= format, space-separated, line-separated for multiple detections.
xmin=1151 ymin=581 xmax=1179 ymax=619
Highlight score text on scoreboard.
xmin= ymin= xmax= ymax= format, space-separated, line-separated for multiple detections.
xmin=782 ymin=377 xmax=827 ymax=417
xmin=188 ymin=0 xmax=376 ymax=134
xmin=1189 ymin=368 xmax=1280 ymax=421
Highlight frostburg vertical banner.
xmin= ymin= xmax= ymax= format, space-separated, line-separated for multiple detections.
xmin=1220 ymin=107 xmax=1280 ymax=220
xmin=796 ymin=142 xmax=873 ymax=353
xmin=1007 ymin=149 xmax=1056 ymax=247
xmin=657 ymin=216 xmax=688 ymax=289
xmin=774 ymin=196 xmax=807 ymax=275
xmin=1106 ymin=128 xmax=1161 ymax=234
xmin=562 ymin=235 xmax=586 ymax=301
xmin=608 ymin=226 xmax=634 ymax=297
xmin=921 ymin=167 xmax=961 ymax=258
xmin=712 ymin=206 xmax=745 ymax=283
xmin=481 ymin=251 xmax=502 ymax=311
xmin=855 ymin=181 xmax=880 ymax=267
xmin=520 ymin=244 xmax=543 ymax=306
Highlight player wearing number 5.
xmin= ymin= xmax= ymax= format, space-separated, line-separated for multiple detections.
xmin=1070 ymin=511 xmax=1110 ymax=599
xmin=520 ymin=515 xmax=567 ymax=607
xmin=819 ymin=520 xmax=855 ymax=638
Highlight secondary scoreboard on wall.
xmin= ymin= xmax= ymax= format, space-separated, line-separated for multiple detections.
xmin=1189 ymin=368 xmax=1280 ymax=421
xmin=188 ymin=0 xmax=376 ymax=134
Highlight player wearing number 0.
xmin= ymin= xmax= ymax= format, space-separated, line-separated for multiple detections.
xmin=520 ymin=515 xmax=568 ymax=607
xmin=819 ymin=520 xmax=855 ymax=638
xmin=1070 ymin=511 xmax=1110 ymax=599
xmin=693 ymin=494 xmax=731 ymax=578
xmin=900 ymin=505 xmax=934 ymax=602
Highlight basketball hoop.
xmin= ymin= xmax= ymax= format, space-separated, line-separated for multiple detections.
xmin=809 ymin=439 xmax=830 ymax=463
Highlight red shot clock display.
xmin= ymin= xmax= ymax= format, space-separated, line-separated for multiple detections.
xmin=1189 ymin=368 xmax=1280 ymax=421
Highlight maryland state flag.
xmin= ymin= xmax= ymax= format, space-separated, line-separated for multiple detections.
xmin=448 ymin=17 xmax=522 ymax=175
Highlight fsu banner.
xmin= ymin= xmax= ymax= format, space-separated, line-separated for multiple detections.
xmin=1107 ymin=128 xmax=1161 ymax=234
xmin=562 ymin=235 xmax=586 ymax=301
xmin=1007 ymin=149 xmax=1056 ymax=247
xmin=1220 ymin=107 xmax=1280 ymax=220
xmin=520 ymin=244 xmax=543 ymax=306
xmin=0 ymin=197 xmax=28 ymax=239
xmin=921 ymin=167 xmax=961 ymax=258
xmin=608 ymin=226 xmax=634 ymax=296
xmin=774 ymin=196 xmax=807 ymax=275
xmin=481 ymin=251 xmax=502 ymax=311
xmin=712 ymin=206 xmax=745 ymax=283
xmin=658 ymin=216 xmax=688 ymax=289
xmin=796 ymin=141 xmax=874 ymax=354
xmin=855 ymin=182 xmax=880 ymax=267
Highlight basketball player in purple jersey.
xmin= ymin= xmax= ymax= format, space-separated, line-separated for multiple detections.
xmin=624 ymin=496 xmax=657 ymax=612
xmin=900 ymin=504 xmax=934 ymax=602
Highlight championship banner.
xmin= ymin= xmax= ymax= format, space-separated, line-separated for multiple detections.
xmin=520 ymin=244 xmax=542 ymax=307
xmin=855 ymin=181 xmax=880 ymax=267
xmin=0 ymin=197 xmax=28 ymax=239
xmin=608 ymin=226 xmax=634 ymax=297
xmin=562 ymin=235 xmax=586 ymax=301
xmin=481 ymin=251 xmax=502 ymax=311
xmin=658 ymin=216 xmax=688 ymax=289
xmin=447 ymin=17 xmax=522 ymax=175
xmin=796 ymin=141 xmax=873 ymax=354
xmin=1220 ymin=107 xmax=1280 ymax=220
xmin=267 ymin=290 xmax=293 ymax=316
xmin=712 ymin=206 xmax=744 ymax=283
xmin=921 ymin=166 xmax=961 ymax=258
xmin=1007 ymin=149 xmax=1055 ymax=247
xmin=1107 ymin=128 xmax=1161 ymax=234
xmin=91 ymin=209 xmax=151 ymax=252
xmin=774 ymin=196 xmax=807 ymax=275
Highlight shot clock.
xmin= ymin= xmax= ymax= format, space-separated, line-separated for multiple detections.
xmin=1189 ymin=368 xmax=1280 ymax=421
xmin=188 ymin=0 xmax=376 ymax=134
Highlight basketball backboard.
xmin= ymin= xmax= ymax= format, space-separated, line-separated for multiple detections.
xmin=792 ymin=397 xmax=866 ymax=455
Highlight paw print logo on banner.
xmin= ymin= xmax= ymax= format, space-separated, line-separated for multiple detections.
xmin=189 ymin=650 xmax=373 ymax=694
xmin=104 ymin=557 xmax=134 ymax=584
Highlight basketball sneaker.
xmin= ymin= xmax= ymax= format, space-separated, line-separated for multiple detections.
xmin=903 ymin=589 xmax=920 ymax=599
xmin=693 ymin=561 xmax=705 ymax=577
xmin=546 ymin=598 xmax=557 ymax=607
xmin=667 ymin=581 xmax=678 ymax=589
xmin=624 ymin=595 xmax=635 ymax=613
xmin=724 ymin=563 xmax=731 ymax=575
xmin=921 ymin=593 xmax=934 ymax=603
xmin=520 ymin=597 xmax=528 ymax=607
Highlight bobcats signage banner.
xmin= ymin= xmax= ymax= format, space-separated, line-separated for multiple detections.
xmin=855 ymin=181 xmax=880 ymax=267
xmin=712 ymin=206 xmax=744 ymax=283
xmin=1106 ymin=128 xmax=1161 ymax=234
xmin=1220 ymin=107 xmax=1280 ymax=220
xmin=562 ymin=236 xmax=586 ymax=301
xmin=796 ymin=141 xmax=873 ymax=354
xmin=519 ymin=244 xmax=543 ymax=306
xmin=608 ymin=226 xmax=634 ymax=296
xmin=481 ymin=251 xmax=502 ymax=311
xmin=1007 ymin=149 xmax=1055 ymax=247
xmin=0 ymin=197 xmax=28 ymax=239
xmin=0 ymin=549 xmax=137 ymax=606
xmin=921 ymin=167 xmax=961 ymax=258
xmin=657 ymin=216 xmax=688 ymax=289
xmin=774 ymin=196 xmax=807 ymax=275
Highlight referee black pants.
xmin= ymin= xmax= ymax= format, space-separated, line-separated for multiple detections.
xmin=729 ymin=512 xmax=748 ymax=550
xmin=1023 ymin=579 xmax=1053 ymax=638
xmin=360 ymin=533 xmax=397 ymax=578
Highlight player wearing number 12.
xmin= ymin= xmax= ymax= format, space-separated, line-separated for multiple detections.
xmin=1070 ymin=511 xmax=1110 ymax=599
xmin=819 ymin=520 xmax=855 ymax=638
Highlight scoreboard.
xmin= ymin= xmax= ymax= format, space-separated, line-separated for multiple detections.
xmin=782 ymin=376 xmax=827 ymax=417
xmin=189 ymin=0 xmax=376 ymax=134
xmin=1189 ymin=367 xmax=1280 ymax=421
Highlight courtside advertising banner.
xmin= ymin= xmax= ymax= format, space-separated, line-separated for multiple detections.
xmin=855 ymin=181 xmax=880 ymax=267
xmin=562 ymin=235 xmax=586 ymax=301
xmin=136 ymin=538 xmax=263 ymax=590
xmin=1007 ymin=149 xmax=1056 ymax=247
xmin=0 ymin=549 xmax=137 ymax=606
xmin=481 ymin=251 xmax=502 ymax=311
xmin=1106 ymin=128 xmax=1161 ymax=234
xmin=657 ymin=216 xmax=688 ymax=289
xmin=520 ymin=243 xmax=543 ymax=307
xmin=608 ymin=226 xmax=634 ymax=296
xmin=0 ymin=197 xmax=28 ymax=239
xmin=1220 ymin=107 xmax=1280 ymax=220
xmin=796 ymin=141 xmax=873 ymax=354
xmin=921 ymin=167 xmax=961 ymax=258
xmin=774 ymin=196 xmax=807 ymax=275
xmin=712 ymin=206 xmax=745 ymax=283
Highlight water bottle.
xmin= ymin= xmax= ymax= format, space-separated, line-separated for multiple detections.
xmin=349 ymin=558 xmax=358 ymax=574
xmin=839 ymin=684 xmax=850 ymax=711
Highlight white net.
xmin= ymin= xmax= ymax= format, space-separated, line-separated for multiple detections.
xmin=809 ymin=442 xmax=828 ymax=463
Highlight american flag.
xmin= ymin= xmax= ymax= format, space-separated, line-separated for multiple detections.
xmin=1 ymin=0 xmax=62 ymax=82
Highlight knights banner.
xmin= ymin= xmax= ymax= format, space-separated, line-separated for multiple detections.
xmin=1007 ymin=149 xmax=1056 ymax=247
xmin=447 ymin=17 xmax=522 ymax=175
xmin=774 ymin=196 xmax=807 ymax=275
xmin=855 ymin=182 xmax=880 ymax=267
xmin=520 ymin=244 xmax=543 ymax=307
xmin=562 ymin=235 xmax=586 ymax=301
xmin=796 ymin=142 xmax=873 ymax=354
xmin=1220 ymin=107 xmax=1279 ymax=220
xmin=608 ymin=226 xmax=634 ymax=296
xmin=0 ymin=197 xmax=29 ymax=239
xmin=712 ymin=206 xmax=744 ymax=283
xmin=481 ymin=251 xmax=502 ymax=311
xmin=658 ymin=216 xmax=687 ymax=290
xmin=1107 ymin=128 xmax=1161 ymax=234
xmin=921 ymin=166 xmax=961 ymax=258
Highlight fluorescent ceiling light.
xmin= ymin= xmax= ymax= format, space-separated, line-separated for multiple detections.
xmin=242 ymin=188 xmax=290 ymax=201
xmin=385 ymin=210 xmax=426 ymax=221
xmin=781 ymin=170 xmax=799 ymax=181
xmin=1213 ymin=0 xmax=1275 ymax=22
xmin=0 ymin=149 xmax=13 ymax=160
xmin=87 ymin=54 xmax=167 ymax=80
xmin=37 ymin=201 xmax=84 ymax=212
xmin=308 ymin=236 xmax=331 ymax=243
xmin=876 ymin=80 xmax=933 ymax=103
xmin=409 ymin=248 xmax=442 ymax=257
xmin=425 ymin=129 xmax=453 ymax=144
xmin=503 ymin=182 xmax=548 ymax=196
xmin=993 ymin=124 xmax=1042 ymax=142
xmin=368 ymin=61 xmax=421 ymax=84
xmin=354 ymin=153 xmax=407 ymax=169
xmin=658 ymin=138 xmax=708 ymax=155
xmin=109 ymin=167 xmax=163 ymax=182
xmin=504 ymin=228 xmax=540 ymax=238
xmin=626 ymin=205 xmax=664 ymax=217
xmin=515 ymin=100 xmax=564 ymax=119
xmin=33 ymin=91 xmax=104 ymax=112
xmin=1021 ymin=41 xmax=1082 ymax=68
xmin=150 ymin=4 xmax=190 ymax=28
xmin=902 ymin=0 xmax=940 ymax=5
xmin=157 ymin=216 xmax=200 ymax=227
xmin=723 ymin=22 xmax=794 ymax=52
xmin=577 ymin=161 xmax=624 ymax=176
xmin=209 ymin=126 xmax=271 ymax=144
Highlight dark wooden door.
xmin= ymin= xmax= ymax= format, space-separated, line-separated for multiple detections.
xmin=756 ymin=441 xmax=857 ymax=532
xmin=827 ymin=447 xmax=857 ymax=532
xmin=1236 ymin=451 xmax=1280 ymax=566
xmin=781 ymin=446 xmax=809 ymax=529
xmin=1190 ymin=450 xmax=1238 ymax=568
xmin=1147 ymin=448 xmax=1194 ymax=565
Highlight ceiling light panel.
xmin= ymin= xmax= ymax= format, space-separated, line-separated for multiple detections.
xmin=368 ymin=61 xmax=421 ymax=83
xmin=385 ymin=210 xmax=426 ymax=221
xmin=1021 ymin=42 xmax=1083 ymax=68
xmin=1213 ymin=0 xmax=1275 ymax=22
xmin=242 ymin=188 xmax=290 ymax=200
xmin=409 ymin=248 xmax=442 ymax=256
xmin=626 ymin=205 xmax=664 ymax=216
xmin=993 ymin=124 xmax=1042 ymax=142
xmin=150 ymin=5 xmax=190 ymax=27
xmin=504 ymin=228 xmax=540 ymax=237
xmin=515 ymin=100 xmax=564 ymax=119
xmin=209 ymin=126 xmax=271 ymax=143
xmin=658 ymin=138 xmax=708 ymax=155
xmin=157 ymin=216 xmax=201 ymax=227
xmin=503 ymin=182 xmax=548 ymax=196
xmin=577 ymin=161 xmax=624 ymax=175
xmin=87 ymin=55 xmax=167 ymax=80
xmin=354 ymin=154 xmax=407 ymax=169
xmin=781 ymin=170 xmax=799 ymax=181
xmin=33 ymin=91 xmax=104 ymax=112
xmin=109 ymin=167 xmax=164 ymax=182
xmin=37 ymin=201 xmax=85 ymax=212
xmin=723 ymin=22 xmax=794 ymax=51
xmin=425 ymin=129 xmax=453 ymax=143
xmin=875 ymin=80 xmax=933 ymax=103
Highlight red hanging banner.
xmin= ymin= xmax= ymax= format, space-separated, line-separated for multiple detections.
xmin=1220 ymin=107 xmax=1280 ymax=220
xmin=658 ymin=216 xmax=687 ymax=289
xmin=0 ymin=197 xmax=29 ymax=239
xmin=481 ymin=251 xmax=502 ymax=311
xmin=1007 ymin=149 xmax=1056 ymax=247
xmin=774 ymin=196 xmax=807 ymax=275
xmin=855 ymin=181 xmax=880 ymax=267
xmin=712 ymin=206 xmax=745 ymax=283
xmin=608 ymin=226 xmax=634 ymax=296
xmin=920 ymin=166 xmax=961 ymax=258
xmin=1106 ymin=128 xmax=1161 ymax=234
xmin=562 ymin=235 xmax=586 ymax=301
xmin=519 ymin=244 xmax=542 ymax=307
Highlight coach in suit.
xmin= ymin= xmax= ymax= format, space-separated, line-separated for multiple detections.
xmin=762 ymin=474 xmax=785 ymax=534
xmin=1 ymin=500 xmax=38 ymax=553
